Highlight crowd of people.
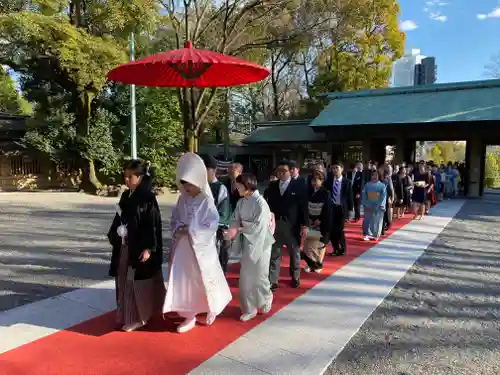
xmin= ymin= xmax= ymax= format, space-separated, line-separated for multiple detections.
xmin=106 ymin=153 xmax=465 ymax=335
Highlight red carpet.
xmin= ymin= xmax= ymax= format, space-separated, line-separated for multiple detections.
xmin=0 ymin=217 xmax=412 ymax=375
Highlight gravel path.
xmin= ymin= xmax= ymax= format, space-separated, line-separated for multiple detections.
xmin=0 ymin=192 xmax=177 ymax=312
xmin=325 ymin=197 xmax=500 ymax=375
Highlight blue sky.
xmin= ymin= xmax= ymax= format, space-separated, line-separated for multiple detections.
xmin=398 ymin=0 xmax=500 ymax=83
xmin=5 ymin=1 xmax=500 ymax=87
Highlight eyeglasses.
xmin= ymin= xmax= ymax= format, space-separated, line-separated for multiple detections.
xmin=277 ymin=168 xmax=289 ymax=173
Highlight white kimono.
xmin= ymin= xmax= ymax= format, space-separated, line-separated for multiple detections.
xmin=163 ymin=153 xmax=232 ymax=317
xmin=231 ymin=190 xmax=275 ymax=314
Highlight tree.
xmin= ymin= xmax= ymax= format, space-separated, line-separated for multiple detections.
xmin=0 ymin=1 xmax=158 ymax=191
xmin=428 ymin=141 xmax=466 ymax=165
xmin=0 ymin=67 xmax=31 ymax=114
xmin=485 ymin=53 xmax=500 ymax=78
xmin=105 ymin=84 xmax=183 ymax=187
xmin=304 ymin=0 xmax=405 ymax=115
xmin=485 ymin=151 xmax=500 ymax=188
xmin=161 ymin=0 xmax=324 ymax=151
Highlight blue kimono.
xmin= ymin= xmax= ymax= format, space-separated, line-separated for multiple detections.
xmin=361 ymin=181 xmax=387 ymax=238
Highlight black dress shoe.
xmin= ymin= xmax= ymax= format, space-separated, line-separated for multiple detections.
xmin=270 ymin=283 xmax=278 ymax=291
xmin=291 ymin=279 xmax=300 ymax=288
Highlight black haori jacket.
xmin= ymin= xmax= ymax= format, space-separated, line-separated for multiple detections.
xmin=107 ymin=181 xmax=163 ymax=280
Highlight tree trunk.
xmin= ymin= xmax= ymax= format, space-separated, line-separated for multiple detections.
xmin=187 ymin=131 xmax=197 ymax=153
xmin=79 ymin=158 xmax=102 ymax=193
xmin=194 ymin=133 xmax=199 ymax=153
xmin=76 ymin=91 xmax=102 ymax=193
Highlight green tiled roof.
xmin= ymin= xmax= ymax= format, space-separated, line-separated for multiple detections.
xmin=242 ymin=120 xmax=324 ymax=144
xmin=310 ymin=79 xmax=500 ymax=127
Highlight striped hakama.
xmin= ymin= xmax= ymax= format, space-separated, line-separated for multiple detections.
xmin=115 ymin=244 xmax=165 ymax=326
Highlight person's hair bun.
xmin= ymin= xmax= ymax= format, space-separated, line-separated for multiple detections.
xmin=125 ymin=159 xmax=146 ymax=176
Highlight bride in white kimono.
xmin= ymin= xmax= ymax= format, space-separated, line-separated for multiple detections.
xmin=225 ymin=173 xmax=275 ymax=322
xmin=163 ymin=152 xmax=232 ymax=333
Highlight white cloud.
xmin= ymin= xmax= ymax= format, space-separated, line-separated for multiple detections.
xmin=426 ymin=0 xmax=449 ymax=5
xmin=400 ymin=20 xmax=419 ymax=31
xmin=477 ymin=7 xmax=500 ymax=20
xmin=429 ymin=13 xmax=448 ymax=22
xmin=423 ymin=0 xmax=449 ymax=21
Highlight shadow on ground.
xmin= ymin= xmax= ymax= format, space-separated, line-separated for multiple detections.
xmin=325 ymin=198 xmax=500 ymax=375
xmin=0 ymin=197 xmax=174 ymax=312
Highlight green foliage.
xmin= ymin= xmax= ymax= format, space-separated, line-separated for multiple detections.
xmin=0 ymin=2 xmax=153 ymax=190
xmin=105 ymin=85 xmax=183 ymax=188
xmin=429 ymin=142 xmax=466 ymax=165
xmin=0 ymin=11 xmax=127 ymax=92
xmin=23 ymin=106 xmax=77 ymax=162
xmin=305 ymin=0 xmax=405 ymax=114
xmin=0 ymin=0 xmax=24 ymax=14
xmin=85 ymin=108 xmax=122 ymax=175
xmin=0 ymin=0 xmax=411 ymax=191
xmin=485 ymin=151 xmax=500 ymax=188
xmin=0 ymin=68 xmax=32 ymax=114
xmin=135 ymin=88 xmax=183 ymax=188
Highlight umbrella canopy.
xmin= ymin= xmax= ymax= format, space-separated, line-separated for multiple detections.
xmin=108 ymin=41 xmax=270 ymax=88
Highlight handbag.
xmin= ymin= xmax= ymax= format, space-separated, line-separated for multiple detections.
xmin=303 ymin=237 xmax=326 ymax=264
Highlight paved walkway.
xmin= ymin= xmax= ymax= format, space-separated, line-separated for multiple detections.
xmin=0 ymin=200 xmax=463 ymax=374
xmin=326 ymin=198 xmax=500 ymax=375
xmin=0 ymin=192 xmax=176 ymax=312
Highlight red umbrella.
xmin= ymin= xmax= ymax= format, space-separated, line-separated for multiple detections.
xmin=108 ymin=40 xmax=270 ymax=87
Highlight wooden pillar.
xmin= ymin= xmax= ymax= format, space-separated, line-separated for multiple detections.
xmin=370 ymin=139 xmax=387 ymax=166
xmin=404 ymin=139 xmax=416 ymax=164
xmin=466 ymin=137 xmax=486 ymax=198
xmin=393 ymin=138 xmax=405 ymax=164
xmin=362 ymin=139 xmax=371 ymax=164
xmin=331 ymin=143 xmax=344 ymax=164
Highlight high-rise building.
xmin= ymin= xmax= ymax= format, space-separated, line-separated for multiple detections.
xmin=391 ymin=50 xmax=437 ymax=87
xmin=414 ymin=57 xmax=437 ymax=86
xmin=391 ymin=49 xmax=423 ymax=87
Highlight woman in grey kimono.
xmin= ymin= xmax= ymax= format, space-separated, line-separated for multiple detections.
xmin=225 ymin=173 xmax=275 ymax=322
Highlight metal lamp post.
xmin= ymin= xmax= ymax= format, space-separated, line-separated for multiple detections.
xmin=129 ymin=32 xmax=137 ymax=159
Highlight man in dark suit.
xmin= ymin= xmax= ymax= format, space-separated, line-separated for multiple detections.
xmin=290 ymin=160 xmax=307 ymax=188
xmin=325 ymin=161 xmax=354 ymax=256
xmin=362 ymin=160 xmax=375 ymax=184
xmin=266 ymin=160 xmax=308 ymax=290
xmin=351 ymin=162 xmax=364 ymax=222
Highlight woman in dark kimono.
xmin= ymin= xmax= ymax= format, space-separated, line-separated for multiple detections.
xmin=425 ymin=167 xmax=436 ymax=215
xmin=301 ymin=169 xmax=331 ymax=273
xmin=108 ymin=160 xmax=165 ymax=332
xmin=412 ymin=163 xmax=427 ymax=220
xmin=380 ymin=164 xmax=394 ymax=236
xmin=393 ymin=167 xmax=405 ymax=220
xmin=394 ymin=166 xmax=412 ymax=219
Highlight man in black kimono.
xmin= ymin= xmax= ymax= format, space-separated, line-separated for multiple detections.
xmin=325 ymin=161 xmax=354 ymax=256
xmin=144 ymin=160 xmax=155 ymax=190
xmin=224 ymin=162 xmax=243 ymax=212
xmin=352 ymin=162 xmax=364 ymax=222
xmin=108 ymin=160 xmax=165 ymax=332
xmin=266 ymin=160 xmax=308 ymax=290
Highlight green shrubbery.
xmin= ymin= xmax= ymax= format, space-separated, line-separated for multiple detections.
xmin=485 ymin=151 xmax=500 ymax=188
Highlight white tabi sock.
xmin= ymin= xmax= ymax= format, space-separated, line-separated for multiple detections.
xmin=177 ymin=317 xmax=196 ymax=333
